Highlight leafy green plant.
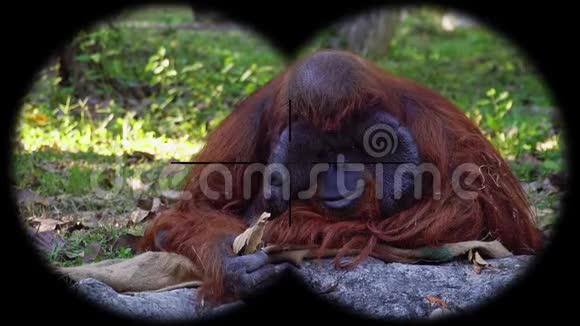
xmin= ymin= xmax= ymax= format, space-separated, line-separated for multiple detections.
xmin=116 ymin=247 xmax=133 ymax=258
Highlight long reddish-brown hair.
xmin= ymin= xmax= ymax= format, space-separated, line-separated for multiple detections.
xmin=142 ymin=50 xmax=544 ymax=301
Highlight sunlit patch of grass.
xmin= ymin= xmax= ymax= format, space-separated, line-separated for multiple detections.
xmin=18 ymin=122 xmax=204 ymax=161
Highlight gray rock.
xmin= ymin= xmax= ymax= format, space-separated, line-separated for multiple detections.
xmin=72 ymin=255 xmax=535 ymax=321
xmin=72 ymin=278 xmax=244 ymax=322
xmin=297 ymin=255 xmax=534 ymax=320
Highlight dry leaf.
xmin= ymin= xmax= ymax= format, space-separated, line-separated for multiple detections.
xmin=468 ymin=249 xmax=489 ymax=274
xmin=28 ymin=217 xmax=69 ymax=232
xmin=259 ymin=240 xmax=511 ymax=268
xmin=31 ymin=112 xmax=49 ymax=125
xmin=56 ymin=214 xmax=92 ymax=232
xmin=445 ymin=240 xmax=512 ymax=258
xmin=263 ymin=245 xmax=358 ymax=266
xmin=151 ymin=197 xmax=161 ymax=213
xmin=129 ymin=197 xmax=160 ymax=225
xmin=76 ymin=211 xmax=102 ymax=229
xmin=130 ymin=208 xmax=151 ymax=224
xmin=61 ymin=251 xmax=202 ymax=293
xmin=426 ymin=295 xmax=448 ymax=309
xmin=137 ymin=196 xmax=164 ymax=212
xmin=233 ymin=212 xmax=271 ymax=255
xmin=473 ymin=251 xmax=488 ymax=265
xmin=127 ymin=224 xmax=147 ymax=237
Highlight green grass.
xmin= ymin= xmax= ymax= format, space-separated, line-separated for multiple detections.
xmin=383 ymin=10 xmax=561 ymax=177
xmin=50 ymin=226 xmax=137 ymax=267
xmin=13 ymin=6 xmax=563 ymax=265
xmin=116 ymin=5 xmax=195 ymax=23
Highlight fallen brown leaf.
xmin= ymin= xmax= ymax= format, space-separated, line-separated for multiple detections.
xmin=30 ymin=112 xmax=49 ymax=125
xmin=28 ymin=217 xmax=70 ymax=232
xmin=233 ymin=212 xmax=271 ymax=255
xmin=76 ymin=211 xmax=102 ymax=229
xmin=468 ymin=249 xmax=489 ymax=274
xmin=126 ymin=224 xmax=147 ymax=237
xmin=56 ymin=215 xmax=90 ymax=233
xmin=130 ymin=208 xmax=151 ymax=225
xmin=426 ymin=295 xmax=448 ymax=309
xmin=473 ymin=251 xmax=488 ymax=265
xmin=444 ymin=240 xmax=512 ymax=259
xmin=150 ymin=197 xmax=161 ymax=213
xmin=133 ymin=197 xmax=162 ymax=225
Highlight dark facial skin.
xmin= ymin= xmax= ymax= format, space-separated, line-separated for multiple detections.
xmin=264 ymin=110 xmax=421 ymax=219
